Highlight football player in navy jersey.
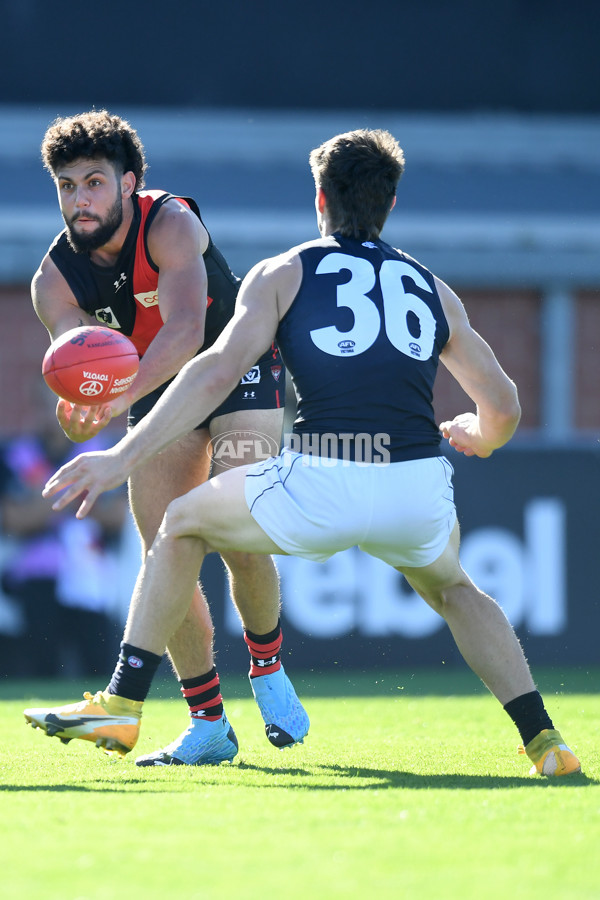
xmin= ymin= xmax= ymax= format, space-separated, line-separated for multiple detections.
xmin=39 ymin=128 xmax=579 ymax=777
xmin=24 ymin=110 xmax=308 ymax=767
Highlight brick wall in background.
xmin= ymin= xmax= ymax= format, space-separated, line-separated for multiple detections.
xmin=576 ymin=290 xmax=600 ymax=431
xmin=0 ymin=283 xmax=596 ymax=438
xmin=0 ymin=285 xmax=49 ymax=436
xmin=433 ymin=289 xmax=542 ymax=430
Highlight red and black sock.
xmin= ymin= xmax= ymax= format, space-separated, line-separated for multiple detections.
xmin=107 ymin=642 xmax=163 ymax=702
xmin=504 ymin=690 xmax=554 ymax=746
xmin=180 ymin=667 xmax=224 ymax=721
xmin=244 ymin=620 xmax=282 ymax=678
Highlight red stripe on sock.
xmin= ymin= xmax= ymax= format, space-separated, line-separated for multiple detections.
xmin=181 ymin=675 xmax=220 ymax=698
xmin=189 ymin=694 xmax=223 ymax=714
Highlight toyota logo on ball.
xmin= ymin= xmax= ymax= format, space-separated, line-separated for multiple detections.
xmin=79 ymin=380 xmax=105 ymax=397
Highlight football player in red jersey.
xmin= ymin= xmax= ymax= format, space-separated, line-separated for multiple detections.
xmin=25 ymin=110 xmax=308 ymax=765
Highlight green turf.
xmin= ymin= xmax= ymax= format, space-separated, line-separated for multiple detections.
xmin=1 ymin=669 xmax=598 ymax=900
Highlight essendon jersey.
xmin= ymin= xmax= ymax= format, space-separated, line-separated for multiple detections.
xmin=276 ymin=233 xmax=450 ymax=462
xmin=48 ymin=190 xmax=239 ymax=358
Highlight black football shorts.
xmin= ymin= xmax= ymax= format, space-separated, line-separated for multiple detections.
xmin=128 ymin=344 xmax=285 ymax=429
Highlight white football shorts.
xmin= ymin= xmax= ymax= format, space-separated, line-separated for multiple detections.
xmin=244 ymin=451 xmax=457 ymax=568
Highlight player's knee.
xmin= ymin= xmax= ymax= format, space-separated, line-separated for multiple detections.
xmin=161 ymin=494 xmax=203 ymax=542
xmin=435 ymin=580 xmax=479 ymax=615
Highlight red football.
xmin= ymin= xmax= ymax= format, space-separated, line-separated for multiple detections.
xmin=42 ymin=326 xmax=139 ymax=405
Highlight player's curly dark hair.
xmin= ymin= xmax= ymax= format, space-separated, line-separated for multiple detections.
xmin=309 ymin=129 xmax=405 ymax=240
xmin=41 ymin=109 xmax=147 ymax=190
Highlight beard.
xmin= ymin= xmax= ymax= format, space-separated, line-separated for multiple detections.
xmin=65 ymin=193 xmax=124 ymax=254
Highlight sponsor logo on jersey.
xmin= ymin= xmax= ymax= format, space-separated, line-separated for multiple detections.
xmin=270 ymin=365 xmax=282 ymax=381
xmin=243 ymin=390 xmax=256 ymax=399
xmin=134 ymin=290 xmax=159 ymax=308
xmin=361 ymin=241 xmax=377 ymax=248
xmin=241 ymin=365 xmax=261 ymax=384
xmin=94 ymin=306 xmax=121 ymax=328
xmin=114 ymin=272 xmax=127 ymax=292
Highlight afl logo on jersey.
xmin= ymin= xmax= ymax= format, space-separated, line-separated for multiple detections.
xmin=409 ymin=342 xmax=422 ymax=357
xmin=338 ymin=340 xmax=355 ymax=354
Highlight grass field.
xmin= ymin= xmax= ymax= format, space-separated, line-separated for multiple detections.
xmin=1 ymin=667 xmax=598 ymax=900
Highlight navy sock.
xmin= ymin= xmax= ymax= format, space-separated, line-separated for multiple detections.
xmin=503 ymin=690 xmax=554 ymax=746
xmin=107 ymin=642 xmax=163 ymax=702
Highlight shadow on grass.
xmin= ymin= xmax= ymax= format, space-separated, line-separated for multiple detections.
xmin=1 ymin=763 xmax=596 ymax=793
xmin=222 ymin=762 xmax=597 ymax=790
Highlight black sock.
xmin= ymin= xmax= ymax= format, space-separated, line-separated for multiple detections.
xmin=107 ymin=642 xmax=163 ymax=702
xmin=503 ymin=690 xmax=554 ymax=746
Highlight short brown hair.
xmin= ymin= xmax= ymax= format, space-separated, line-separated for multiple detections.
xmin=41 ymin=109 xmax=147 ymax=190
xmin=309 ymin=129 xmax=405 ymax=240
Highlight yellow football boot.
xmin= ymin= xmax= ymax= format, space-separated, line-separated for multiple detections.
xmin=24 ymin=690 xmax=142 ymax=757
xmin=519 ymin=728 xmax=581 ymax=776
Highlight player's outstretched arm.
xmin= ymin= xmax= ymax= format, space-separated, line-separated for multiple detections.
xmin=43 ymin=446 xmax=130 ymax=518
xmin=43 ymin=254 xmax=295 ymax=517
xmin=436 ymin=277 xmax=521 ymax=458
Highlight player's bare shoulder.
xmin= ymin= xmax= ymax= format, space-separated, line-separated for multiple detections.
xmin=433 ymin=274 xmax=470 ymax=342
xmin=147 ymin=196 xmax=208 ymax=262
xmin=31 ymin=251 xmax=81 ymax=328
xmin=245 ymin=247 xmax=303 ymax=320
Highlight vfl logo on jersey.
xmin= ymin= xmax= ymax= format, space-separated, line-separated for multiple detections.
xmin=114 ymin=272 xmax=127 ymax=292
xmin=94 ymin=307 xmax=121 ymax=328
xmin=241 ymin=366 xmax=261 ymax=384
xmin=338 ymin=340 xmax=356 ymax=354
xmin=270 ymin=365 xmax=282 ymax=382
xmin=134 ymin=290 xmax=159 ymax=308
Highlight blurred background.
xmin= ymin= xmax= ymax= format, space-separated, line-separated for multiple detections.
xmin=0 ymin=0 xmax=599 ymax=678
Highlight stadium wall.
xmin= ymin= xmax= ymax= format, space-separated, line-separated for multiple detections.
xmin=1 ymin=0 xmax=598 ymax=113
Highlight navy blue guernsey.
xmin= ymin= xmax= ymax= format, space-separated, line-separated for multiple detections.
xmin=276 ymin=233 xmax=450 ymax=463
